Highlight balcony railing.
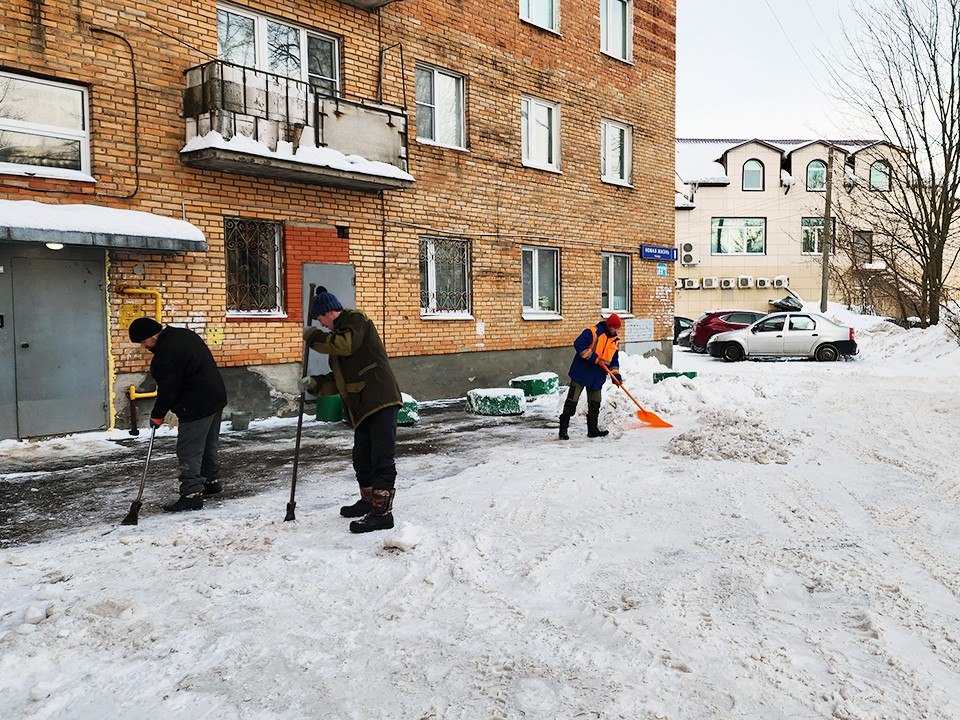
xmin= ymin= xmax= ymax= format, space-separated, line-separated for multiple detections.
xmin=337 ymin=0 xmax=402 ymax=8
xmin=181 ymin=60 xmax=413 ymax=192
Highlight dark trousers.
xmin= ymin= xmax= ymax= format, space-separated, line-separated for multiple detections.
xmin=563 ymin=381 xmax=603 ymax=408
xmin=352 ymin=405 xmax=399 ymax=491
xmin=176 ymin=412 xmax=222 ymax=496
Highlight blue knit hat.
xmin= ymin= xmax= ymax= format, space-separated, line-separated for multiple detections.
xmin=312 ymin=286 xmax=343 ymax=318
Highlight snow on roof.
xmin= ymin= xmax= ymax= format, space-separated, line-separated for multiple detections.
xmin=0 ymin=199 xmax=204 ymax=242
xmin=675 ymin=138 xmax=884 ymax=185
xmin=182 ymin=130 xmax=415 ymax=182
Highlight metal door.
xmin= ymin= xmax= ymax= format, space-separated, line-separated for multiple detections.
xmin=302 ymin=263 xmax=355 ymax=377
xmin=12 ymin=253 xmax=109 ymax=437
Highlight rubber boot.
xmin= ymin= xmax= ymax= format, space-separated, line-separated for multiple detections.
xmin=350 ymin=488 xmax=395 ymax=533
xmin=558 ymin=400 xmax=577 ymax=440
xmin=586 ymin=401 xmax=609 ymax=438
xmin=340 ymin=486 xmax=374 ymax=518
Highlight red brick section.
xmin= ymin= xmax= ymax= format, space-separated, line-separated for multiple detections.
xmin=1 ymin=0 xmax=676 ymax=376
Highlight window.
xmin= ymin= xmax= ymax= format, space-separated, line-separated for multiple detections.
xmin=522 ymin=246 xmax=559 ymax=313
xmin=806 ymin=160 xmax=826 ymax=191
xmin=217 ymin=5 xmax=339 ymax=95
xmin=0 ymin=71 xmax=90 ymax=179
xmin=415 ymin=64 xmax=466 ymax=149
xmin=601 ymin=253 xmax=631 ymax=313
xmin=225 ymin=217 xmax=285 ymax=314
xmin=711 ymin=218 xmax=766 ymax=255
xmin=801 ymin=217 xmax=836 ymax=254
xmin=600 ymin=0 xmax=632 ymax=61
xmin=789 ymin=315 xmax=816 ymax=331
xmin=520 ymin=0 xmax=558 ymax=31
xmin=869 ymin=161 xmax=890 ymax=191
xmin=419 ymin=237 xmax=471 ymax=315
xmin=601 ymin=119 xmax=632 ymax=185
xmin=852 ymin=230 xmax=874 ymax=265
xmin=521 ymin=96 xmax=560 ymax=171
xmin=756 ymin=316 xmax=785 ymax=332
xmin=742 ymin=159 xmax=764 ymax=190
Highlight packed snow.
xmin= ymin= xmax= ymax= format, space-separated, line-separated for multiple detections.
xmin=3 ymin=304 xmax=960 ymax=719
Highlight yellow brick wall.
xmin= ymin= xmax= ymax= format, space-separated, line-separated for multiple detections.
xmin=1 ymin=0 xmax=676 ymax=374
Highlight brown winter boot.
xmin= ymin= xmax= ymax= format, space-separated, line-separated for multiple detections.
xmin=349 ymin=488 xmax=395 ymax=533
xmin=340 ymin=486 xmax=374 ymax=518
xmin=586 ymin=400 xmax=609 ymax=438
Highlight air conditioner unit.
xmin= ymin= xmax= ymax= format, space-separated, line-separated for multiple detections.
xmin=773 ymin=275 xmax=790 ymax=289
xmin=675 ymin=278 xmax=684 ymax=290
xmin=738 ymin=275 xmax=754 ymax=289
xmin=756 ymin=277 xmax=771 ymax=289
xmin=701 ymin=276 xmax=719 ymax=289
xmin=720 ymin=277 xmax=735 ymax=290
xmin=683 ymin=278 xmax=700 ymax=289
xmin=680 ymin=242 xmax=700 ymax=266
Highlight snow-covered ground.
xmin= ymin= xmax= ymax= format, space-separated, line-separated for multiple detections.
xmin=3 ymin=304 xmax=960 ymax=719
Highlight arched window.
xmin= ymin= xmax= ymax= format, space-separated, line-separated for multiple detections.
xmin=869 ymin=161 xmax=890 ymax=191
xmin=742 ymin=159 xmax=764 ymax=191
xmin=806 ymin=160 xmax=826 ymax=191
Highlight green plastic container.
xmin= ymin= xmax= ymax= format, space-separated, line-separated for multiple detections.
xmin=316 ymin=394 xmax=344 ymax=422
xmin=509 ymin=372 xmax=559 ymax=398
xmin=653 ymin=371 xmax=698 ymax=384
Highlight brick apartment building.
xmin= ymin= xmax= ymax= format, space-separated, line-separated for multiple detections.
xmin=0 ymin=0 xmax=676 ymax=439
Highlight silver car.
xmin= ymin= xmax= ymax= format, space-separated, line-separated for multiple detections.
xmin=707 ymin=312 xmax=858 ymax=362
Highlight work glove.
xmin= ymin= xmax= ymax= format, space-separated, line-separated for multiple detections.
xmin=149 ymin=417 xmax=163 ymax=429
xmin=612 ymin=372 xmax=623 ymax=385
xmin=299 ymin=375 xmax=319 ymax=395
xmin=303 ymin=326 xmax=321 ymax=345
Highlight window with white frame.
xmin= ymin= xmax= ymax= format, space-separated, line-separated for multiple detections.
xmin=742 ymin=159 xmax=764 ymax=190
xmin=601 ymin=252 xmax=631 ymax=313
xmin=521 ymin=96 xmax=560 ymax=171
xmin=806 ymin=160 xmax=826 ymax=191
xmin=869 ymin=160 xmax=890 ymax=191
xmin=225 ymin=217 xmax=285 ymax=314
xmin=520 ymin=0 xmax=558 ymax=31
xmin=0 ymin=71 xmax=90 ymax=179
xmin=711 ymin=217 xmax=766 ymax=255
xmin=601 ymin=119 xmax=632 ymax=185
xmin=600 ymin=0 xmax=632 ymax=61
xmin=419 ymin=236 xmax=471 ymax=315
xmin=415 ymin=64 xmax=466 ymax=149
xmin=217 ymin=5 xmax=339 ymax=96
xmin=522 ymin=246 xmax=560 ymax=313
xmin=801 ymin=217 xmax=836 ymax=254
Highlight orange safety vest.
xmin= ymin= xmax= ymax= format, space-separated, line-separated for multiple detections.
xmin=580 ymin=327 xmax=619 ymax=365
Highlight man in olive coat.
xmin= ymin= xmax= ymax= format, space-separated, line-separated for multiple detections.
xmin=302 ymin=287 xmax=402 ymax=533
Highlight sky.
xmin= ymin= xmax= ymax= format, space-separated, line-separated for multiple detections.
xmin=676 ymin=0 xmax=864 ymax=139
xmin=4 ymin=303 xmax=960 ymax=718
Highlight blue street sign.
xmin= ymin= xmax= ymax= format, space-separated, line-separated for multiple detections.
xmin=656 ymin=263 xmax=667 ymax=277
xmin=640 ymin=244 xmax=677 ymax=261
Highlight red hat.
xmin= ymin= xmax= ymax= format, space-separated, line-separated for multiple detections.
xmin=605 ymin=313 xmax=622 ymax=329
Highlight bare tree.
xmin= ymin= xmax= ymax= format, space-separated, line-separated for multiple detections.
xmin=829 ymin=0 xmax=960 ymax=326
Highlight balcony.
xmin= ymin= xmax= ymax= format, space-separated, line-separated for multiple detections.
xmin=181 ymin=61 xmax=413 ymax=192
xmin=337 ymin=0 xmax=402 ymax=8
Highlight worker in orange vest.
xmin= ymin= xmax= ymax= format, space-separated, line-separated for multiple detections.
xmin=558 ymin=314 xmax=622 ymax=440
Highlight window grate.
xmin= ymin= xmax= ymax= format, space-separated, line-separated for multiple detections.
xmin=225 ymin=217 xmax=284 ymax=312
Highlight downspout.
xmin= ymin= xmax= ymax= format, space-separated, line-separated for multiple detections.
xmin=117 ymin=287 xmax=162 ymax=433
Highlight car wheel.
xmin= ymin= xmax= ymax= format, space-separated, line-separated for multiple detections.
xmin=815 ymin=344 xmax=840 ymax=362
xmin=721 ymin=343 xmax=744 ymax=362
xmin=691 ymin=343 xmax=706 ymax=354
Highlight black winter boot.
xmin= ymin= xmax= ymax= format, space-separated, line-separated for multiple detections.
xmin=202 ymin=480 xmax=222 ymax=497
xmin=558 ymin=400 xmax=578 ymax=440
xmin=163 ymin=493 xmax=203 ymax=512
xmin=350 ymin=488 xmax=395 ymax=533
xmin=340 ymin=486 xmax=374 ymax=518
xmin=586 ymin=401 xmax=609 ymax=438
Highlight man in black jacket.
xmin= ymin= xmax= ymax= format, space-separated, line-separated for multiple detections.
xmin=128 ymin=317 xmax=228 ymax=512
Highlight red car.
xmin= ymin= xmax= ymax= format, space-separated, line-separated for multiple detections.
xmin=689 ymin=310 xmax=767 ymax=353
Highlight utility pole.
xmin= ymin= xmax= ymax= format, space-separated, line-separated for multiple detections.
xmin=820 ymin=146 xmax=834 ymax=312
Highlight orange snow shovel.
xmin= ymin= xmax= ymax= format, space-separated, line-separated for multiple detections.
xmin=601 ymin=364 xmax=672 ymax=428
